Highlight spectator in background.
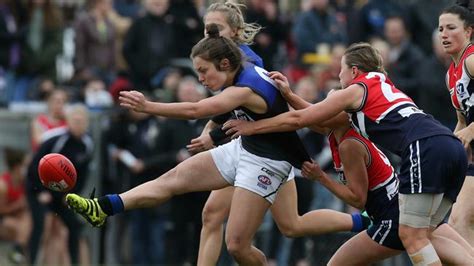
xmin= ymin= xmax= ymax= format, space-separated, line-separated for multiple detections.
xmin=292 ymin=0 xmax=347 ymax=68
xmin=383 ymin=15 xmax=424 ymax=104
xmin=156 ymin=76 xmax=209 ymax=265
xmin=113 ymin=0 xmax=142 ymax=19
xmin=27 ymin=77 xmax=55 ymax=101
xmin=82 ymin=77 xmax=113 ymax=110
xmin=123 ymin=0 xmax=177 ymax=91
xmin=109 ymin=106 xmax=168 ymax=265
xmin=315 ymin=43 xmax=345 ymax=94
xmin=169 ymin=0 xmax=203 ymax=58
xmin=0 ymin=148 xmax=30 ymax=264
xmin=30 ymin=88 xmax=67 ymax=151
xmin=416 ymin=31 xmax=456 ymax=129
xmin=355 ymin=0 xmax=404 ymax=41
xmin=73 ymin=0 xmax=116 ymax=85
xmin=0 ymin=0 xmax=26 ymax=105
xmin=106 ymin=4 xmax=131 ymax=72
xmin=26 ymin=104 xmax=93 ymax=265
xmin=246 ymin=0 xmax=287 ymax=70
xmin=14 ymin=0 xmax=63 ymax=102
xmin=407 ymin=0 xmax=452 ymax=56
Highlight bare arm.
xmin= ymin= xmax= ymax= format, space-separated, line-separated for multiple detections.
xmin=119 ymin=87 xmax=255 ymax=120
xmin=223 ymin=85 xmax=364 ymax=137
xmin=186 ymin=120 xmax=221 ymax=153
xmin=201 ymin=120 xmax=220 ymax=136
xmin=301 ymin=139 xmax=368 ymax=209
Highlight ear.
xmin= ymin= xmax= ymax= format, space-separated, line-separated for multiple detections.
xmin=219 ymin=58 xmax=231 ymax=70
xmin=467 ymin=26 xmax=473 ymax=39
xmin=351 ymin=66 xmax=357 ymax=76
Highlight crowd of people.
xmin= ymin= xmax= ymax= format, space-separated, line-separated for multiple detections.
xmin=1 ymin=0 xmax=474 ymax=265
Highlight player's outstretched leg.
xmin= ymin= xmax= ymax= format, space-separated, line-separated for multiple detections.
xmin=66 ymin=194 xmax=108 ymax=227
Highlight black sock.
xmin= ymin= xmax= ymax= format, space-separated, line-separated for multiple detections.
xmin=361 ymin=213 xmax=372 ymax=229
xmin=98 ymin=196 xmax=114 ymax=215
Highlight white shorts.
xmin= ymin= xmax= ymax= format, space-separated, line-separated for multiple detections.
xmin=210 ymin=138 xmax=293 ymax=204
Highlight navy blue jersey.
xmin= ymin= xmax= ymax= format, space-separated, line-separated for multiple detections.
xmin=348 ymin=72 xmax=454 ymax=156
xmin=229 ymin=64 xmax=310 ymax=168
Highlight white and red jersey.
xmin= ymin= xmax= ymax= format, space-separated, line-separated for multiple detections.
xmin=348 ymin=72 xmax=453 ymax=155
xmin=328 ymin=128 xmax=394 ymax=191
xmin=447 ymin=44 xmax=474 ymax=123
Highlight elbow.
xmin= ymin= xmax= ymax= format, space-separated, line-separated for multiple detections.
xmin=351 ymin=196 xmax=366 ymax=210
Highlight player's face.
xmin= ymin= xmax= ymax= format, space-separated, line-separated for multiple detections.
xmin=339 ymin=56 xmax=353 ymax=89
xmin=193 ymin=56 xmax=228 ymax=91
xmin=204 ymin=11 xmax=237 ymax=39
xmin=439 ymin=13 xmax=472 ymax=55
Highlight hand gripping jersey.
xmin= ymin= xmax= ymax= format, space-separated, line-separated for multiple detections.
xmin=230 ymin=64 xmax=310 ymax=168
xmin=348 ymin=72 xmax=453 ymax=155
xmin=447 ymin=44 xmax=474 ymax=124
xmin=328 ymin=128 xmax=398 ymax=219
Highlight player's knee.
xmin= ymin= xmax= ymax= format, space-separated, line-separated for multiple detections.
xmin=276 ymin=221 xmax=300 ymax=238
xmin=201 ymin=204 xmax=226 ymax=228
xmin=225 ymin=236 xmax=248 ymax=259
xmin=399 ymin=225 xmax=428 ymax=246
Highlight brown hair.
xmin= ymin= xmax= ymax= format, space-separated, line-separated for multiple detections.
xmin=4 ymin=148 xmax=26 ymax=170
xmin=441 ymin=0 xmax=474 ymax=40
xmin=205 ymin=1 xmax=261 ymax=45
xmin=344 ymin=42 xmax=386 ymax=75
xmin=191 ymin=23 xmax=242 ymax=72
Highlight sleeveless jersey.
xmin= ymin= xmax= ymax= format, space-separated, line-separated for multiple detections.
xmin=447 ymin=44 xmax=474 ymax=124
xmin=328 ymin=128 xmax=394 ymax=191
xmin=328 ymin=129 xmax=398 ymax=221
xmin=348 ymin=72 xmax=453 ymax=155
xmin=230 ymin=64 xmax=310 ymax=168
xmin=32 ymin=114 xmax=67 ymax=151
xmin=0 ymin=172 xmax=24 ymax=203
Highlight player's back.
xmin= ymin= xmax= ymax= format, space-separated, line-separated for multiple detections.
xmin=348 ymin=72 xmax=453 ymax=155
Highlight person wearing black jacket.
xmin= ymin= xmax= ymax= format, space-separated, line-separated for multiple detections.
xmin=26 ymin=104 xmax=93 ymax=265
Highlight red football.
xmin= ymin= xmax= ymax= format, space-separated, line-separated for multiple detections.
xmin=38 ymin=153 xmax=77 ymax=192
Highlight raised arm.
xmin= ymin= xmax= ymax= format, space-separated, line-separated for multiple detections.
xmin=223 ymin=85 xmax=363 ymax=138
xmin=119 ymin=87 xmax=254 ymax=120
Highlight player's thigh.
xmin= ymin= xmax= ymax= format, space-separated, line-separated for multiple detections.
xmin=202 ymin=186 xmax=235 ymax=222
xmin=451 ymin=175 xmax=474 ymax=216
xmin=225 ymin=187 xmax=271 ymax=246
xmin=270 ymin=179 xmax=299 ymax=230
xmin=329 ymin=231 xmax=402 ymax=265
xmin=167 ymin=150 xmax=230 ymax=193
xmin=399 ymin=193 xmax=443 ymax=228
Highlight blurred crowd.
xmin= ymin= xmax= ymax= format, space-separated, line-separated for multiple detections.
xmin=0 ymin=0 xmax=458 ymax=265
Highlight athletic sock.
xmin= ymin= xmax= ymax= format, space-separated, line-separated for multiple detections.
xmin=98 ymin=194 xmax=124 ymax=216
xmin=351 ymin=213 xmax=363 ymax=232
xmin=360 ymin=211 xmax=372 ymax=229
xmin=351 ymin=212 xmax=372 ymax=232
